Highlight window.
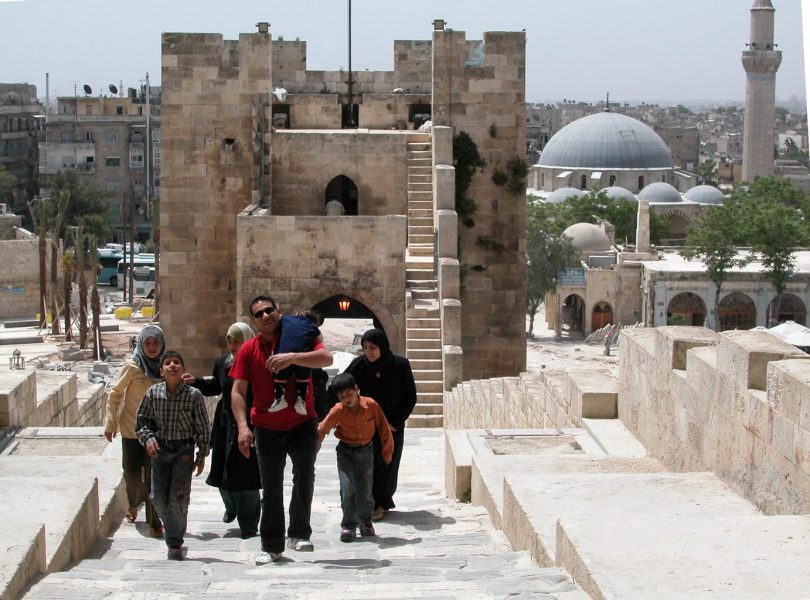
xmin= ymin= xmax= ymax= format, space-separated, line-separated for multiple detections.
xmin=104 ymin=131 xmax=119 ymax=143
xmin=152 ymin=146 xmax=161 ymax=167
xmin=116 ymin=106 xmax=124 ymax=115
xmin=105 ymin=157 xmax=120 ymax=167
xmin=609 ymin=175 xmax=616 ymax=186
xmin=638 ymin=176 xmax=645 ymax=191
xmin=130 ymin=148 xmax=144 ymax=169
xmin=84 ymin=131 xmax=94 ymax=142
xmin=580 ymin=174 xmax=587 ymax=189
xmin=105 ymin=181 xmax=120 ymax=192
xmin=85 ymin=105 xmax=92 ymax=115
xmin=151 ymin=128 xmax=160 ymax=142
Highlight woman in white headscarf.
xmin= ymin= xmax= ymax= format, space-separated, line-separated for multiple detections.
xmin=104 ymin=324 xmax=165 ymax=537
xmin=183 ymin=322 xmax=261 ymax=538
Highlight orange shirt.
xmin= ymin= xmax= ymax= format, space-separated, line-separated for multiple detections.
xmin=318 ymin=396 xmax=394 ymax=463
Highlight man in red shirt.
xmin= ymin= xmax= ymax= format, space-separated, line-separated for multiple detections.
xmin=231 ymin=295 xmax=333 ymax=565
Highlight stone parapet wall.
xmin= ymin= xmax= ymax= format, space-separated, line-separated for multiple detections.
xmin=619 ymin=326 xmax=810 ymax=514
xmin=444 ymin=370 xmax=605 ymax=430
xmin=0 ymin=370 xmax=105 ymax=428
xmin=236 ymin=213 xmax=407 ymax=353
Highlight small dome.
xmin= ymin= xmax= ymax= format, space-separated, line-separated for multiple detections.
xmin=602 ymin=186 xmax=636 ymax=202
xmin=538 ymin=112 xmax=674 ymax=169
xmin=562 ymin=222 xmax=612 ymax=252
xmin=547 ymin=187 xmax=586 ymax=204
xmin=684 ymin=185 xmax=724 ymax=205
xmin=638 ymin=181 xmax=683 ymax=204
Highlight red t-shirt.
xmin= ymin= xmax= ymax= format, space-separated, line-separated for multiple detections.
xmin=229 ymin=335 xmax=323 ymax=431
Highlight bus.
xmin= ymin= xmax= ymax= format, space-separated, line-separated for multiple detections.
xmin=97 ymin=249 xmax=124 ymax=286
xmin=132 ymin=266 xmax=156 ymax=299
xmin=116 ymin=253 xmax=156 ymax=289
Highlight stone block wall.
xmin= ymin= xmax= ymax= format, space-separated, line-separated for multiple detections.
xmin=271 ymin=131 xmax=408 ymax=216
xmin=444 ymin=371 xmax=586 ymax=430
xmin=432 ymin=30 xmax=527 ymax=380
xmin=0 ymin=370 xmax=103 ymax=428
xmin=0 ymin=239 xmax=41 ymax=319
xmin=619 ymin=326 xmax=810 ymax=514
xmin=236 ymin=213 xmax=407 ymax=354
xmin=160 ymin=31 xmax=270 ymax=373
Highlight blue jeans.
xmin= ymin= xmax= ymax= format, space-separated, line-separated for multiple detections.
xmin=150 ymin=441 xmax=195 ymax=548
xmin=254 ymin=420 xmax=318 ymax=553
xmin=336 ymin=441 xmax=374 ymax=529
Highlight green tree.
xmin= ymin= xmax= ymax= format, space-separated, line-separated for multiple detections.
xmin=730 ymin=177 xmax=810 ymax=325
xmin=695 ymin=159 xmax=719 ymax=187
xmin=41 ymin=171 xmax=112 ymax=241
xmin=0 ymin=165 xmax=16 ymax=204
xmin=526 ymin=197 xmax=580 ymax=337
xmin=681 ymin=205 xmax=749 ymax=330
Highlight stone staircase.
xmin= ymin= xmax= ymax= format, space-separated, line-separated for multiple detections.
xmin=404 ymin=132 xmax=443 ymax=428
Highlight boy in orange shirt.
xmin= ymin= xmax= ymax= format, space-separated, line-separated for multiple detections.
xmin=317 ymin=373 xmax=393 ymax=542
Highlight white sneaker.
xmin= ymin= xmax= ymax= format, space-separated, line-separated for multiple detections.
xmin=293 ymin=397 xmax=307 ymax=415
xmin=255 ymin=551 xmax=282 ymax=565
xmin=268 ymin=398 xmax=288 ymax=413
xmin=286 ymin=537 xmax=314 ymax=552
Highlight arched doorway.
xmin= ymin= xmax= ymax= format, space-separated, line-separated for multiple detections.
xmin=666 ymin=211 xmax=690 ymax=244
xmin=324 ymin=175 xmax=358 ymax=215
xmin=592 ymin=301 xmax=614 ymax=329
xmin=666 ymin=292 xmax=706 ymax=326
xmin=562 ymin=294 xmax=586 ymax=333
xmin=717 ymin=292 xmax=756 ymax=331
xmin=767 ymin=293 xmax=807 ymax=326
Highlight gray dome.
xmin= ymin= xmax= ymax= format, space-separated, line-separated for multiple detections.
xmin=547 ymin=187 xmax=586 ymax=204
xmin=538 ymin=112 xmax=673 ymax=169
xmin=638 ymin=181 xmax=683 ymax=204
xmin=562 ymin=222 xmax=611 ymax=252
xmin=602 ymin=186 xmax=637 ymax=202
xmin=684 ymin=184 xmax=724 ymax=205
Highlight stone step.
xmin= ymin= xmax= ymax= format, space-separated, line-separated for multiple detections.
xmin=413 ymin=369 xmax=443 ymax=381
xmin=406 ymin=414 xmax=444 ymax=428
xmin=407 ymin=337 xmax=442 ymax=350
xmin=408 ymin=234 xmax=434 ymax=245
xmin=407 ymin=327 xmax=441 ymax=341
xmin=406 ymin=270 xmax=434 ymax=282
xmin=408 ymin=243 xmax=435 ymax=256
xmin=406 ymin=305 xmax=440 ymax=320
xmin=408 ymin=208 xmax=434 ymax=218
xmin=408 ymin=224 xmax=434 ymax=234
xmin=410 ymin=358 xmax=443 ymax=371
xmin=408 ymin=216 xmax=433 ymax=228
xmin=406 ymin=348 xmax=442 ymax=360
xmin=416 ymin=380 xmax=443 ymax=393
xmin=410 ymin=287 xmax=438 ymax=300
xmin=407 ymin=317 xmax=440 ymax=328
xmin=407 ymin=132 xmax=431 ymax=142
xmin=410 ymin=402 xmax=444 ymax=415
xmin=415 ymin=390 xmax=444 ymax=404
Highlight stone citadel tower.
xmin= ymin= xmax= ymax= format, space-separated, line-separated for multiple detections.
xmin=159 ymin=24 xmax=527 ymax=424
xmin=742 ymin=0 xmax=782 ymax=181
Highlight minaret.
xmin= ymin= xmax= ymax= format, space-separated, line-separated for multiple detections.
xmin=741 ymin=0 xmax=782 ymax=181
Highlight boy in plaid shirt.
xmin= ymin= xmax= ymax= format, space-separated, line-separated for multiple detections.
xmin=136 ymin=350 xmax=210 ymax=560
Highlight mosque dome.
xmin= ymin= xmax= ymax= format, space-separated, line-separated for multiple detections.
xmin=538 ymin=112 xmax=674 ymax=169
xmin=638 ymin=181 xmax=683 ymax=204
xmin=547 ymin=187 xmax=586 ymax=204
xmin=684 ymin=184 xmax=724 ymax=205
xmin=602 ymin=186 xmax=637 ymax=202
xmin=562 ymin=222 xmax=612 ymax=252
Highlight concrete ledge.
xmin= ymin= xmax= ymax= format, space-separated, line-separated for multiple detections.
xmin=0 ymin=523 xmax=44 ymax=600
xmin=556 ymin=515 xmax=810 ymax=600
xmin=506 ymin=470 xmax=757 ymax=570
xmin=580 ymin=418 xmax=648 ymax=456
xmin=444 ymin=429 xmax=478 ymax=499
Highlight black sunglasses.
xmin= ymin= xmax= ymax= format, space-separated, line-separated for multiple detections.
xmin=252 ymin=306 xmax=277 ymax=319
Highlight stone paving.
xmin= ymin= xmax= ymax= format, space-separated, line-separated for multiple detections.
xmin=22 ymin=429 xmax=587 ymax=599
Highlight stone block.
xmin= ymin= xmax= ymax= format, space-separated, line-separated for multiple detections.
xmin=654 ymin=326 xmax=717 ymax=371
xmin=717 ymin=329 xmax=808 ymax=394
xmin=768 ymin=358 xmax=810 ymax=425
xmin=434 ymin=165 xmax=456 ymax=211
xmin=436 ymin=209 xmax=457 ymax=258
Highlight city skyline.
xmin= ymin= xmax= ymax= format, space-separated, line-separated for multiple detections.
xmin=0 ymin=0 xmax=807 ymax=107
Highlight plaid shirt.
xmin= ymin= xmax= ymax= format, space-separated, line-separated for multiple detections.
xmin=136 ymin=381 xmax=211 ymax=466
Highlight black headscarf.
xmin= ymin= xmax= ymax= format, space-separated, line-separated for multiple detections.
xmin=361 ymin=328 xmax=392 ymax=374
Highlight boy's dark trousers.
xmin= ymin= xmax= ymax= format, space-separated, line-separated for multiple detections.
xmin=254 ymin=420 xmax=318 ymax=553
xmin=150 ymin=440 xmax=195 ymax=548
xmin=336 ymin=441 xmax=374 ymax=528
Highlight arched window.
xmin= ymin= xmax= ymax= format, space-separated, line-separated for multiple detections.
xmin=638 ymin=176 xmax=645 ymax=192
xmin=324 ymin=175 xmax=358 ymax=215
xmin=580 ymin=174 xmax=587 ymax=189
xmin=609 ymin=175 xmax=616 ymax=186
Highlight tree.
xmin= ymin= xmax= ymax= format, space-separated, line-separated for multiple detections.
xmin=695 ymin=159 xmax=719 ymax=187
xmin=89 ymin=235 xmax=104 ymax=360
xmin=0 ymin=165 xmax=16 ymax=205
xmin=61 ymin=248 xmax=76 ymax=340
xmin=526 ymin=197 xmax=580 ymax=337
xmin=40 ymin=171 xmax=113 ymax=241
xmin=729 ymin=177 xmax=810 ymax=326
xmin=681 ymin=205 xmax=749 ymax=330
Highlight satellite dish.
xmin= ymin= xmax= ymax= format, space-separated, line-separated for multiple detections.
xmin=83 ymin=84 xmax=92 ymax=95
xmin=109 ymin=84 xmax=118 ymax=95
xmin=273 ymin=87 xmax=287 ymax=102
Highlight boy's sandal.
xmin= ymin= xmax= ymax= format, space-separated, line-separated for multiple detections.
xmin=125 ymin=507 xmax=138 ymax=523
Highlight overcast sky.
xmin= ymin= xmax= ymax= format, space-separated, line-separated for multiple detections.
xmin=1 ymin=0 xmax=806 ymax=107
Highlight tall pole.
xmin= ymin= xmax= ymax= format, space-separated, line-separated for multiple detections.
xmin=145 ymin=72 xmax=151 ymax=221
xmin=347 ymin=0 xmax=354 ymax=126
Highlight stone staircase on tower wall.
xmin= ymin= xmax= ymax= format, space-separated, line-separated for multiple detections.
xmin=404 ymin=132 xmax=443 ymax=428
